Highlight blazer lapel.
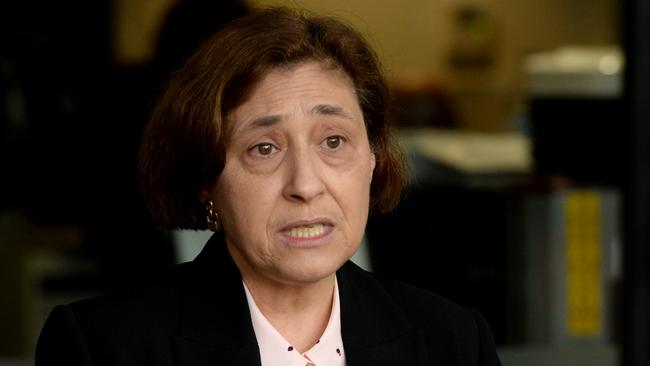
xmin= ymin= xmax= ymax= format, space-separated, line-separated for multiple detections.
xmin=171 ymin=233 xmax=261 ymax=366
xmin=338 ymin=262 xmax=430 ymax=366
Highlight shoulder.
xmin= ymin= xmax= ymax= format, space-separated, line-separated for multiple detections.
xmin=70 ymin=260 xmax=191 ymax=327
xmin=36 ymin=261 xmax=194 ymax=365
xmin=340 ymin=260 xmax=479 ymax=326
xmin=339 ymin=261 xmax=501 ymax=365
xmin=371 ymin=269 xmax=477 ymax=328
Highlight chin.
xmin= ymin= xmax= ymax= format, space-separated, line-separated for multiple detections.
xmin=279 ymin=258 xmax=345 ymax=284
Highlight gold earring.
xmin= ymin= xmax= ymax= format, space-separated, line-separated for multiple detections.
xmin=204 ymin=199 xmax=222 ymax=232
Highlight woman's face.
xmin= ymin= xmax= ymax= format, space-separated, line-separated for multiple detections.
xmin=206 ymin=61 xmax=375 ymax=286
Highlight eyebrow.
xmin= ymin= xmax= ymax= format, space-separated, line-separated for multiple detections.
xmin=312 ymin=104 xmax=354 ymax=120
xmin=248 ymin=115 xmax=282 ymax=129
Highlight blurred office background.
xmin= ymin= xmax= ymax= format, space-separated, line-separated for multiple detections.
xmin=1 ymin=0 xmax=648 ymax=365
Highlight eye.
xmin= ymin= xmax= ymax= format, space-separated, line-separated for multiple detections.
xmin=323 ymin=135 xmax=344 ymax=150
xmin=252 ymin=143 xmax=276 ymax=156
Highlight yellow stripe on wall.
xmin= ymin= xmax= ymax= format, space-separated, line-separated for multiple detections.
xmin=565 ymin=190 xmax=602 ymax=337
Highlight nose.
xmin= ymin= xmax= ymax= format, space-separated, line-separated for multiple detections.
xmin=282 ymin=146 xmax=325 ymax=203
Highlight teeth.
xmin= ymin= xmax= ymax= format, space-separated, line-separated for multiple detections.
xmin=287 ymin=224 xmax=326 ymax=238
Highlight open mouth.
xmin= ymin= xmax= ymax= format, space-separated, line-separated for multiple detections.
xmin=285 ymin=223 xmax=327 ymax=239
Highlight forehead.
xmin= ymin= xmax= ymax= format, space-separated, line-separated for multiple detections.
xmin=226 ymin=62 xmax=361 ymax=133
xmin=249 ymin=62 xmax=355 ymax=103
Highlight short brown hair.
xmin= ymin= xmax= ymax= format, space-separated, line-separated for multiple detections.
xmin=138 ymin=7 xmax=407 ymax=230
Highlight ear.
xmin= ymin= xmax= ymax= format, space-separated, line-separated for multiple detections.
xmin=370 ymin=151 xmax=376 ymax=178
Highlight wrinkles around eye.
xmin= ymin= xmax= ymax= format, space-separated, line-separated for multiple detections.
xmin=321 ymin=135 xmax=346 ymax=151
xmin=249 ymin=142 xmax=279 ymax=158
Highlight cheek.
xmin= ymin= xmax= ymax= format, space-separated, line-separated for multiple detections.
xmin=339 ymin=164 xmax=373 ymax=219
xmin=214 ymin=168 xmax=250 ymax=221
xmin=216 ymin=166 xmax=278 ymax=231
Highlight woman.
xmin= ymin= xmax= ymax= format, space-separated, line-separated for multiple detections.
xmin=36 ymin=8 xmax=501 ymax=366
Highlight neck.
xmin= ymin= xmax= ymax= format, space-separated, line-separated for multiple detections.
xmin=225 ymin=240 xmax=336 ymax=353
xmin=243 ymin=272 xmax=335 ymax=353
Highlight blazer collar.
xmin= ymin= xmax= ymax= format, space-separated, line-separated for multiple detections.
xmin=171 ymin=232 xmax=261 ymax=366
xmin=171 ymin=233 xmax=428 ymax=366
xmin=338 ymin=261 xmax=430 ymax=366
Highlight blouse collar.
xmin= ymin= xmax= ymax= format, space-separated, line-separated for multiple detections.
xmin=243 ymin=277 xmax=346 ymax=366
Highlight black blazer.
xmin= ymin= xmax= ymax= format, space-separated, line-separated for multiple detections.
xmin=36 ymin=233 xmax=501 ymax=365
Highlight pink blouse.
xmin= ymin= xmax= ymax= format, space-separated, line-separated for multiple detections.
xmin=243 ymin=278 xmax=346 ymax=366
